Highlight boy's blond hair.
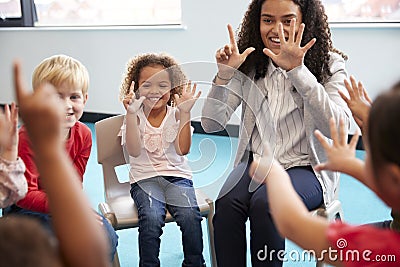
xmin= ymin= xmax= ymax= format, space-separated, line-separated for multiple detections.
xmin=32 ymin=55 xmax=89 ymax=95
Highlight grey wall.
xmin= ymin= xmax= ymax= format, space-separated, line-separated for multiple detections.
xmin=1 ymin=0 xmax=400 ymax=128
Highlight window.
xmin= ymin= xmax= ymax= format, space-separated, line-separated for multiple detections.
xmin=0 ymin=0 xmax=36 ymax=27
xmin=1 ymin=0 xmax=181 ymax=27
xmin=34 ymin=0 xmax=181 ymax=27
xmin=322 ymin=0 xmax=400 ymax=23
xmin=0 ymin=0 xmax=22 ymax=18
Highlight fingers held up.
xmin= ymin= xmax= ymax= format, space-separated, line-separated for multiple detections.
xmin=13 ymin=61 xmax=64 ymax=146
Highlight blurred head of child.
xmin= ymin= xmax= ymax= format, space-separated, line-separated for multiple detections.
xmin=366 ymin=81 xmax=400 ymax=212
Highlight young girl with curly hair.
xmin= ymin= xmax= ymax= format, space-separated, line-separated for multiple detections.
xmin=201 ymin=0 xmax=350 ymax=266
xmin=119 ymin=53 xmax=205 ymax=267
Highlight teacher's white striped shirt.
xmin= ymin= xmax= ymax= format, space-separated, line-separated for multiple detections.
xmin=251 ymin=62 xmax=310 ymax=169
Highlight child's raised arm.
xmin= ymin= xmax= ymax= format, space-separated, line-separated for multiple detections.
xmin=314 ymin=117 xmax=377 ymax=192
xmin=249 ymin=146 xmax=337 ymax=265
xmin=0 ymin=103 xmax=18 ymax=161
xmin=125 ymin=82 xmax=146 ymax=158
xmin=174 ymin=81 xmax=201 ymax=155
xmin=339 ymin=76 xmax=372 ymax=133
xmin=13 ymin=61 xmax=109 ymax=267
xmin=314 ymin=118 xmax=363 ymax=176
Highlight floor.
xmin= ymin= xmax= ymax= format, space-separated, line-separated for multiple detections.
xmin=84 ymin=123 xmax=391 ymax=266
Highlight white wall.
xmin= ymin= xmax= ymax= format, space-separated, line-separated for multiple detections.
xmin=1 ymin=0 xmax=400 ymax=127
xmin=330 ymin=25 xmax=400 ymax=100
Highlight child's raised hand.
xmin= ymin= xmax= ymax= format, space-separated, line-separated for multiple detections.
xmin=174 ymin=81 xmax=201 ymax=113
xmin=125 ymin=81 xmax=145 ymax=114
xmin=263 ymin=19 xmax=316 ymax=71
xmin=0 ymin=103 xmax=19 ymax=161
xmin=314 ymin=117 xmax=359 ymax=172
xmin=0 ymin=112 xmax=10 ymax=149
xmin=339 ymin=76 xmax=372 ymax=130
xmin=13 ymin=61 xmax=64 ymax=149
xmin=126 ymin=95 xmax=145 ymax=114
xmin=216 ymin=24 xmax=255 ymax=79
xmin=123 ymin=82 xmax=135 ymax=110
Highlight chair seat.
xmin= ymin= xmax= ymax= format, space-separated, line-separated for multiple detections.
xmin=99 ymin=187 xmax=213 ymax=230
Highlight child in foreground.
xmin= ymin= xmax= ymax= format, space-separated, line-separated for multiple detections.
xmin=339 ymin=76 xmax=400 ymax=231
xmin=0 ymin=61 xmax=109 ymax=267
xmin=2 ymin=55 xmax=118 ymax=261
xmin=250 ymin=80 xmax=400 ymax=266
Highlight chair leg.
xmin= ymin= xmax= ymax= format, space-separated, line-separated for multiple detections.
xmin=324 ymin=200 xmax=344 ymax=221
xmin=315 ymin=200 xmax=344 ymax=267
xmin=112 ymin=250 xmax=121 ymax=267
xmin=206 ymin=200 xmax=217 ymax=267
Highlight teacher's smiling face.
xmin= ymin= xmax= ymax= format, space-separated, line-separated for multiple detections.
xmin=259 ymin=0 xmax=302 ymax=55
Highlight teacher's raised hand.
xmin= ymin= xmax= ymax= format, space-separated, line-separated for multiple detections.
xmin=263 ymin=18 xmax=316 ymax=71
xmin=215 ymin=24 xmax=255 ymax=83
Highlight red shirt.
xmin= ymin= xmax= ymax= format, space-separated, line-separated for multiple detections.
xmin=16 ymin=122 xmax=92 ymax=213
xmin=327 ymin=221 xmax=400 ymax=266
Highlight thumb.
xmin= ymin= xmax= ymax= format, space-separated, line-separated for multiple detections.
xmin=303 ymin=38 xmax=316 ymax=52
xmin=35 ymin=83 xmax=61 ymax=110
xmin=241 ymin=47 xmax=255 ymax=60
xmin=314 ymin=163 xmax=326 ymax=172
xmin=137 ymin=96 xmax=146 ymax=104
xmin=263 ymin=48 xmax=276 ymax=58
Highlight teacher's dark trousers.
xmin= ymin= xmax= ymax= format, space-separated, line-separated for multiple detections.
xmin=213 ymin=161 xmax=323 ymax=267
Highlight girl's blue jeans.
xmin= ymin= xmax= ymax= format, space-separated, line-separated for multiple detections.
xmin=130 ymin=176 xmax=205 ymax=267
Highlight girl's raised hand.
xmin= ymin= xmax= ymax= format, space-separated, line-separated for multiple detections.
xmin=174 ymin=81 xmax=201 ymax=113
xmin=0 ymin=103 xmax=18 ymax=160
xmin=126 ymin=81 xmax=146 ymax=114
xmin=263 ymin=19 xmax=316 ymax=71
xmin=0 ymin=112 xmax=9 ymax=149
xmin=2 ymin=103 xmax=18 ymax=156
xmin=314 ymin=117 xmax=359 ymax=173
xmin=339 ymin=76 xmax=372 ymax=130
xmin=126 ymin=96 xmax=145 ymax=115
xmin=216 ymin=24 xmax=255 ymax=79
xmin=123 ymin=81 xmax=135 ymax=110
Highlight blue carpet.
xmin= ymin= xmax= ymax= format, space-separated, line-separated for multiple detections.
xmin=82 ymin=123 xmax=390 ymax=267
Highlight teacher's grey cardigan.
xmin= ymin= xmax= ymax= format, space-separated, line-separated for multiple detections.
xmin=201 ymin=52 xmax=351 ymax=206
